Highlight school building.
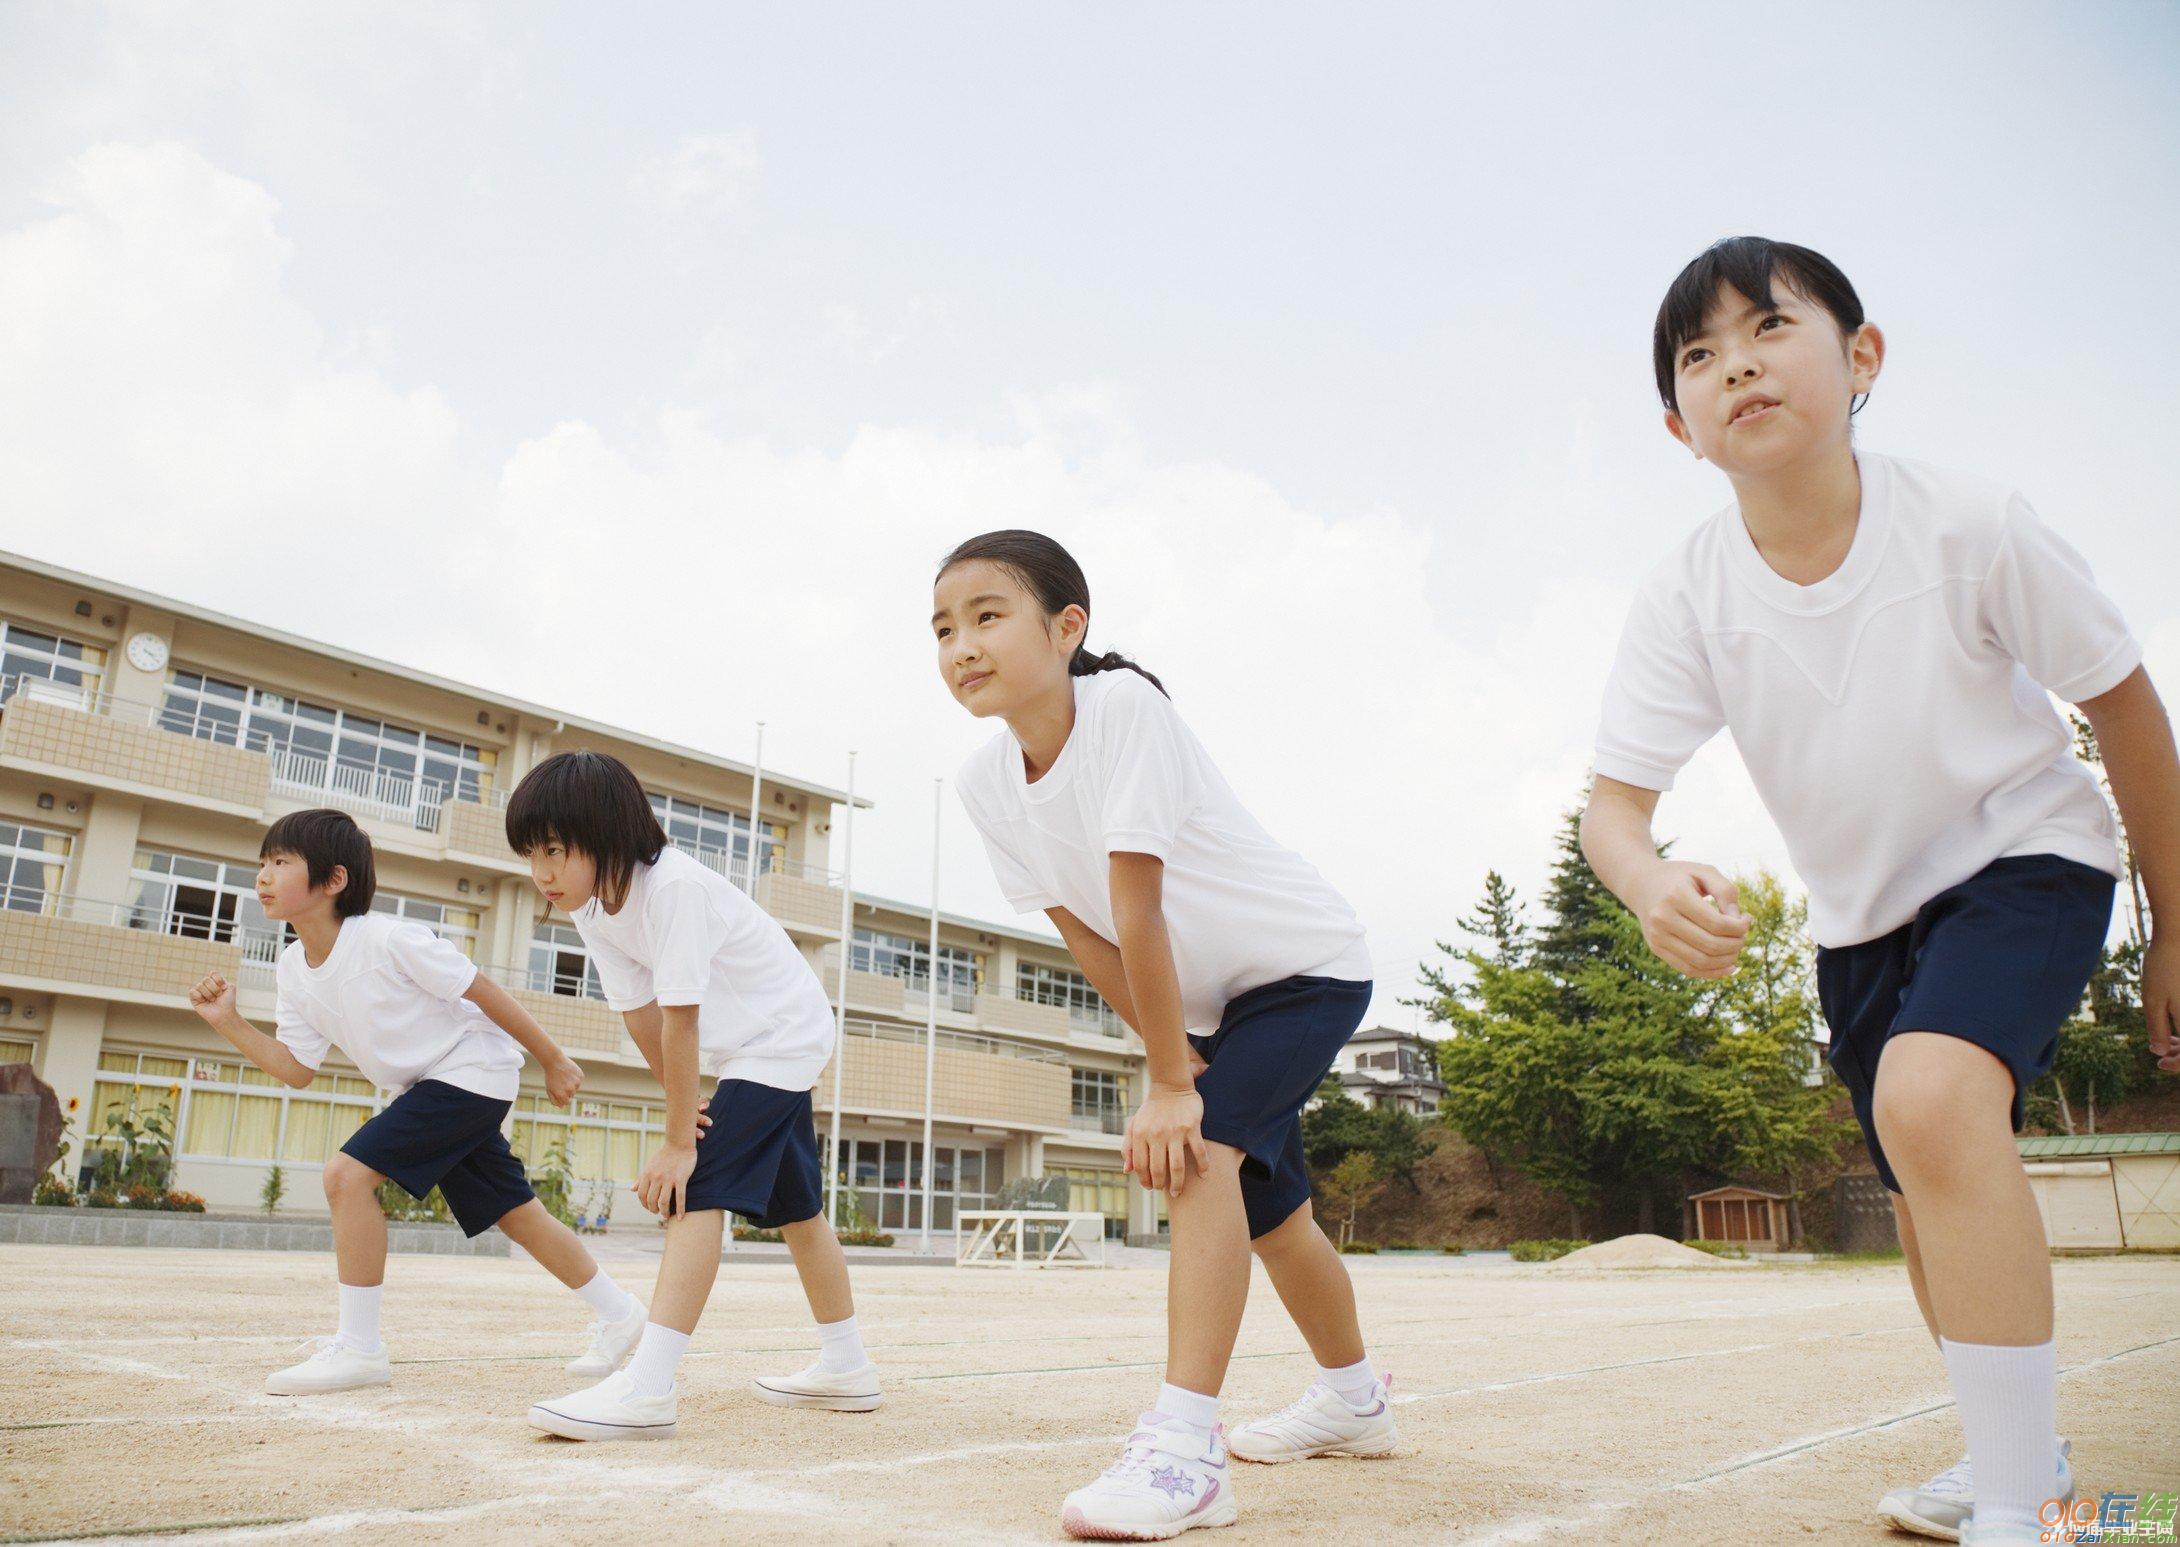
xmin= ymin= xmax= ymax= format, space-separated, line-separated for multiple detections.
xmin=0 ymin=550 xmax=1161 ymax=1241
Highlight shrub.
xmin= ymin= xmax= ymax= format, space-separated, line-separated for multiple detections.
xmin=260 ymin=1165 xmax=286 ymax=1215
xmin=377 ymin=1180 xmax=452 ymax=1223
xmin=32 ymin=1174 xmax=75 ymax=1207
xmin=85 ymin=1188 xmax=119 ymax=1209
xmin=1682 ymin=1239 xmax=1748 ymax=1260
xmin=1384 ymin=1239 xmax=1419 ymax=1252
xmin=162 ymin=1191 xmax=207 ymax=1213
xmin=839 ymin=1230 xmax=894 ymax=1248
xmin=123 ymin=1184 xmax=163 ymax=1210
xmin=732 ymin=1224 xmax=785 ymax=1244
xmin=1339 ymin=1241 xmax=1379 ymax=1254
xmin=1439 ymin=1244 xmax=1466 ymax=1255
xmin=1509 ymin=1238 xmax=1591 ymax=1262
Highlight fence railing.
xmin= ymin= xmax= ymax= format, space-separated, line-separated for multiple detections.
xmin=840 ymin=1017 xmax=1068 ymax=1065
xmin=0 ymin=672 xmax=507 ymax=832
xmin=1069 ymin=1109 xmax=1128 ymax=1135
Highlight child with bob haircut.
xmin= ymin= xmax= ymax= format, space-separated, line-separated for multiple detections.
xmin=934 ymin=530 xmax=1393 ymax=1541
xmin=1583 ymin=236 xmax=2178 ymax=1545
xmin=509 ymin=749 xmax=876 ymax=1441
xmin=187 ymin=807 xmax=646 ymax=1396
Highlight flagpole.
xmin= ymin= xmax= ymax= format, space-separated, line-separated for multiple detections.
xmin=825 ymin=751 xmax=857 ymax=1226
xmin=745 ymin=721 xmax=767 ymax=889
xmin=919 ymin=777 xmax=941 ymax=1253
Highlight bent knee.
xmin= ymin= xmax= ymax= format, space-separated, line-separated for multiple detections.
xmin=321 ymin=1155 xmax=378 ymax=1201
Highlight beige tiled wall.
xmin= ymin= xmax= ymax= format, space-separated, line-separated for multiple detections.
xmin=0 ymin=699 xmax=270 ymax=810
xmin=505 ymin=985 xmax=630 ymax=1058
xmin=753 ymin=871 xmax=845 ymax=934
xmin=0 ymin=911 xmax=243 ymax=1000
xmin=813 ymin=1034 xmax=1069 ymax=1130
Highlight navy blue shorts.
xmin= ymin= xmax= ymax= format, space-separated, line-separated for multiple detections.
xmin=685 ymin=1078 xmax=824 ymax=1228
xmin=1816 ymin=855 xmax=2113 ymax=1194
xmin=1188 ymin=975 xmax=1373 ymax=1239
xmin=340 ymin=1079 xmax=536 ymax=1238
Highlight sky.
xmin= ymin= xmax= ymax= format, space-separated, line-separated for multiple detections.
xmin=2 ymin=2 xmax=2176 ymax=1028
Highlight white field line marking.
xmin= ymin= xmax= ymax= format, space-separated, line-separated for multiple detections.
xmin=1447 ymin=1331 xmax=2180 ymax=1545
xmin=1389 ymin=1322 xmax=1929 ymax=1405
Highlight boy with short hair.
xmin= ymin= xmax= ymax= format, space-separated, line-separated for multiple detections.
xmin=1581 ymin=237 xmax=2178 ymax=1545
xmin=188 ymin=807 xmax=648 ymax=1395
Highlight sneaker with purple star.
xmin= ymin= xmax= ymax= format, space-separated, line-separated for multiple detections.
xmin=1060 ymin=1417 xmax=1239 ymax=1541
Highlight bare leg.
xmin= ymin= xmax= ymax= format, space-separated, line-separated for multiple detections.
xmin=1162 ymin=1143 xmax=1253 ymax=1396
xmin=1872 ymin=1033 xmax=2051 ymax=1344
xmin=321 ymin=1154 xmax=388 ymax=1289
xmin=781 ymin=1213 xmax=855 ymax=1325
xmin=1891 ymin=1194 xmax=1942 ymax=1348
xmin=495 ymin=1199 xmax=604 ymax=1290
xmin=647 ymin=1208 xmax=725 ymax=1335
xmin=1249 ymin=1200 xmax=1367 ymax=1368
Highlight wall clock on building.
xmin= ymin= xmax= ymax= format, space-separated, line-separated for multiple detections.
xmin=126 ymin=632 xmax=169 ymax=672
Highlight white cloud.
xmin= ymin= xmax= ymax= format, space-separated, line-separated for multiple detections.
xmin=30 ymin=139 xmax=2176 ymax=1029
xmin=628 ymin=130 xmax=760 ymax=220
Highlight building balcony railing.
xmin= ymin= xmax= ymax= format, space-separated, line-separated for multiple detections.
xmin=0 ymin=887 xmax=250 ymax=1001
xmin=0 ymin=673 xmax=509 ymax=842
xmin=1069 ymin=1109 xmax=1128 ymax=1136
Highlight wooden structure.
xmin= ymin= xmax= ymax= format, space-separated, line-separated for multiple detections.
xmin=1685 ymin=1185 xmax=1790 ymax=1252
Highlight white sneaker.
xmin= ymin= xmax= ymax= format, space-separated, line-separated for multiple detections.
xmin=1227 ymin=1379 xmax=1397 ymax=1463
xmin=752 ymin=1359 xmax=883 ymax=1412
xmin=565 ymin=1301 xmax=648 ymax=1378
xmin=1060 ymin=1420 xmax=1239 ymax=1541
xmin=528 ymin=1370 xmax=678 ymax=1441
xmin=1876 ymin=1439 xmax=2073 ymax=1541
xmin=265 ymin=1335 xmax=391 ymax=1396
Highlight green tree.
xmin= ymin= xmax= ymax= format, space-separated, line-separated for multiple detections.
xmin=1424 ymin=805 xmax=1851 ymax=1238
xmin=1314 ymin=1152 xmax=1385 ymax=1248
xmin=1302 ymin=1078 xmax=1428 ymax=1189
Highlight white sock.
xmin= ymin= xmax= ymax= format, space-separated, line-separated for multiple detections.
xmin=1318 ymin=1355 xmax=1380 ymax=1409
xmin=816 ymin=1313 xmax=867 ymax=1373
xmin=1940 ymin=1337 xmax=2056 ymax=1533
xmin=575 ymin=1269 xmax=637 ymax=1321
xmin=1149 ymin=1381 xmax=1219 ymax=1440
xmin=337 ymin=1283 xmax=383 ymax=1352
xmin=624 ymin=1323 xmax=691 ymax=1398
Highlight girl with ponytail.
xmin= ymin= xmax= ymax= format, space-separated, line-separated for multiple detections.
xmin=933 ymin=530 xmax=1390 ymax=1541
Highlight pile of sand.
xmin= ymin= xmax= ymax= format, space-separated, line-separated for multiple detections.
xmin=1540 ymin=1233 xmax=1748 ymax=1270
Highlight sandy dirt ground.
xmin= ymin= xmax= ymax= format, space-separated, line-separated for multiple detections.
xmin=2 ymin=1242 xmax=2174 ymax=1544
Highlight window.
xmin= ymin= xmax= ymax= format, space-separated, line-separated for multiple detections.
xmin=530 ymin=922 xmax=606 ymax=1000
xmin=128 ymin=848 xmax=473 ymax=970
xmin=127 ymin=850 xmax=280 ymax=966
xmin=0 ymin=820 xmax=70 ymax=914
xmin=835 ymin=1137 xmax=1005 ymax=1232
xmin=0 ymin=621 xmax=104 ymax=703
xmin=1048 ymin=1165 xmax=1156 ymax=1239
xmin=0 ymin=1036 xmax=37 ymax=1069
xmin=1017 ymin=961 xmax=1124 ymax=1036
xmin=371 ymin=893 xmax=478 ymax=958
xmin=509 ymin=1092 xmax=668 ymax=1216
xmin=159 ymin=670 xmax=496 ymax=825
xmin=852 ymin=928 xmax=982 ymax=1007
xmin=178 ymin=1056 xmax=377 ymax=1164
xmin=649 ymin=791 xmax=783 ymax=884
xmin=1071 ymin=1068 xmax=1129 ymax=1134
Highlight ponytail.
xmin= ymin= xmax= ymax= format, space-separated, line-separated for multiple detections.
xmin=1069 ymin=646 xmax=1166 ymax=694
xmin=937 ymin=529 xmax=1169 ymax=696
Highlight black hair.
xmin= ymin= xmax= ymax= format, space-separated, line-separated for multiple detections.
xmin=1653 ymin=236 xmax=1868 ymax=414
xmin=260 ymin=808 xmax=376 ymax=918
xmin=935 ymin=529 xmax=1168 ymax=696
xmin=504 ymin=749 xmax=667 ymax=906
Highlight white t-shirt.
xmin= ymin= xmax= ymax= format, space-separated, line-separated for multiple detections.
xmin=956 ymin=669 xmax=1372 ymax=1033
xmin=1593 ymin=451 xmax=2135 ymax=948
xmin=569 ymin=845 xmax=835 ymax=1092
xmin=275 ymin=913 xmax=523 ymax=1100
